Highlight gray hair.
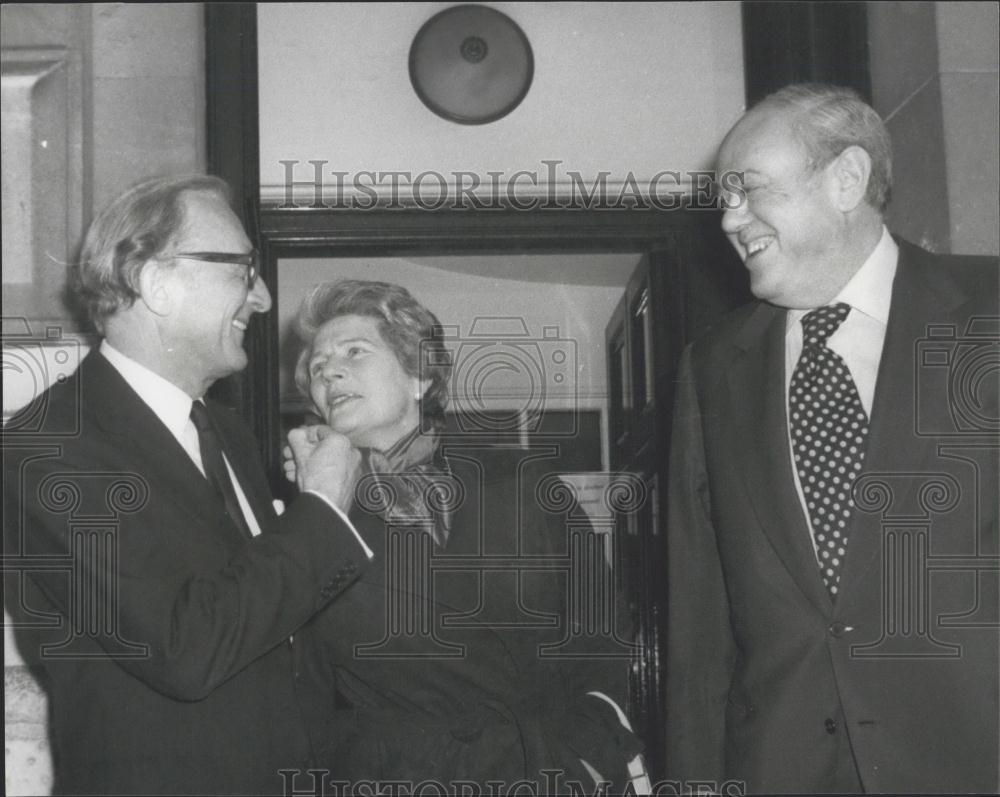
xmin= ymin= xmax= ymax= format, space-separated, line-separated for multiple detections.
xmin=71 ymin=174 xmax=231 ymax=331
xmin=293 ymin=279 xmax=452 ymax=430
xmin=755 ymin=83 xmax=892 ymax=212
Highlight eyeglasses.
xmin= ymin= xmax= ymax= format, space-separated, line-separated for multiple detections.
xmin=171 ymin=250 xmax=260 ymax=289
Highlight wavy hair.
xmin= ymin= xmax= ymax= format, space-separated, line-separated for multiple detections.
xmin=293 ymin=280 xmax=452 ymax=430
xmin=71 ymin=174 xmax=230 ymax=332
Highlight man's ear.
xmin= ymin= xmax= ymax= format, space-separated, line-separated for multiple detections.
xmin=137 ymin=260 xmax=174 ymax=317
xmin=829 ymin=145 xmax=872 ymax=212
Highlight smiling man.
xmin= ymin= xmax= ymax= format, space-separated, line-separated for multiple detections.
xmin=3 ymin=175 xmax=373 ymax=795
xmin=665 ymin=85 xmax=998 ymax=794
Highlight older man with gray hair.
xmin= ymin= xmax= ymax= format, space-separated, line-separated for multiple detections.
xmin=665 ymin=84 xmax=998 ymax=794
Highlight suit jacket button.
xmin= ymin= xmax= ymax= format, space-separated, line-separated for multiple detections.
xmin=829 ymin=621 xmax=848 ymax=638
xmin=825 ymin=717 xmax=837 ymax=734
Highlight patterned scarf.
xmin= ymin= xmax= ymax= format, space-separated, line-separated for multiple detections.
xmin=360 ymin=426 xmax=453 ymax=547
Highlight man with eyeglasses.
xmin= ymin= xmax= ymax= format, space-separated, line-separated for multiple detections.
xmin=3 ymin=175 xmax=371 ymax=795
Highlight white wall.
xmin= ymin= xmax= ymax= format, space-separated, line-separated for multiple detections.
xmin=258 ymin=2 xmax=746 ymax=201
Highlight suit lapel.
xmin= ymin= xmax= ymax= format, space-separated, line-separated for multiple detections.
xmin=82 ymin=351 xmax=248 ymax=544
xmin=728 ymin=304 xmax=833 ymax=614
xmin=836 ymin=240 xmax=973 ymax=600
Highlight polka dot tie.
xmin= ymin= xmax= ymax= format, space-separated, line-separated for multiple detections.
xmin=789 ymin=303 xmax=869 ymax=599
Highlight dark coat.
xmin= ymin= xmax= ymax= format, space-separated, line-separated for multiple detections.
xmin=292 ymin=444 xmax=641 ymax=794
xmin=3 ymin=349 xmax=369 ymax=795
xmin=664 ymin=239 xmax=999 ymax=794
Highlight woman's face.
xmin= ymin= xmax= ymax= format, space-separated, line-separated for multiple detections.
xmin=307 ymin=314 xmax=427 ymax=450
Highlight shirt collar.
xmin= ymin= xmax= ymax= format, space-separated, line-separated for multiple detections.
xmin=100 ymin=340 xmax=195 ymax=439
xmin=787 ymin=225 xmax=898 ymax=329
xmin=833 ymin=225 xmax=897 ymax=325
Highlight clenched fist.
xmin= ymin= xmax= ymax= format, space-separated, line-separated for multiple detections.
xmin=287 ymin=424 xmax=361 ymax=512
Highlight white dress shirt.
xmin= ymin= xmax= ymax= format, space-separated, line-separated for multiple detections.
xmin=784 ymin=226 xmax=899 ymax=560
xmin=100 ymin=341 xmax=371 ymax=556
xmin=101 ymin=341 xmax=264 ymax=536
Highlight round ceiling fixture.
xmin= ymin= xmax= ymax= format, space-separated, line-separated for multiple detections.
xmin=409 ymin=4 xmax=534 ymax=125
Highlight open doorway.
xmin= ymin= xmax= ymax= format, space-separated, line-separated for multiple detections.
xmin=241 ymin=204 xmax=748 ymax=782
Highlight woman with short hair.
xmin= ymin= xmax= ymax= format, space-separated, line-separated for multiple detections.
xmin=286 ymin=279 xmax=642 ymax=793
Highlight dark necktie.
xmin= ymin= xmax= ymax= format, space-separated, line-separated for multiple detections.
xmin=789 ymin=303 xmax=870 ymax=599
xmin=190 ymin=400 xmax=253 ymax=539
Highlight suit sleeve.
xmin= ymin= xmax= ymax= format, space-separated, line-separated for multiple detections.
xmin=664 ymin=346 xmax=737 ymax=783
xmin=4 ymin=425 xmax=369 ymax=703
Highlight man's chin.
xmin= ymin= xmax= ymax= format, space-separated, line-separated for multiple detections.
xmin=221 ymin=349 xmax=249 ymax=375
xmin=749 ymin=281 xmax=800 ymax=310
xmin=748 ymin=273 xmax=779 ymax=303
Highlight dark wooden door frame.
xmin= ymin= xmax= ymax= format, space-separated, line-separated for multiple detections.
xmin=743 ymin=1 xmax=872 ymax=104
xmin=252 ymin=206 xmax=735 ymax=488
xmin=204 ymin=3 xmax=262 ymax=417
xmin=251 ymin=204 xmax=743 ymax=788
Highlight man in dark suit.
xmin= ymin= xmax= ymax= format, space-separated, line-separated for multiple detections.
xmin=665 ymin=84 xmax=998 ymax=794
xmin=2 ymin=175 xmax=372 ymax=795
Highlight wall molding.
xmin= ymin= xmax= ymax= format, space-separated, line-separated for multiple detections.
xmin=1 ymin=46 xmax=75 ymax=334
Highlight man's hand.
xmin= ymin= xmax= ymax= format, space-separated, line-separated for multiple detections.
xmin=287 ymin=425 xmax=361 ymax=512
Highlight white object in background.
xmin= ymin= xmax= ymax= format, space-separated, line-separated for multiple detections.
xmin=587 ymin=690 xmax=653 ymax=795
